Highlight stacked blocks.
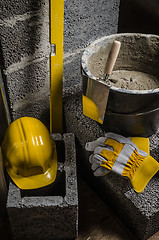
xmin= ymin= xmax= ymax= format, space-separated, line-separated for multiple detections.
xmin=0 ymin=0 xmax=50 ymax=126
xmin=7 ymin=133 xmax=78 ymax=240
xmin=63 ymin=92 xmax=159 ymax=240
xmin=63 ymin=0 xmax=120 ymax=93
xmin=0 ymin=0 xmax=120 ymax=127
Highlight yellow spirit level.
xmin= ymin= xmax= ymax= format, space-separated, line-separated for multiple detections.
xmin=0 ymin=70 xmax=10 ymax=204
xmin=50 ymin=0 xmax=64 ymax=133
xmin=0 ymin=70 xmax=11 ymax=144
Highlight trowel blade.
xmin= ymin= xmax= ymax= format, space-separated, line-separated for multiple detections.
xmin=82 ymin=73 xmax=110 ymax=124
xmin=0 ymin=70 xmax=11 ymax=145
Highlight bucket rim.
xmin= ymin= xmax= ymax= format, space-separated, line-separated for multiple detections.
xmin=106 ymin=106 xmax=159 ymax=117
xmin=81 ymin=33 xmax=159 ymax=95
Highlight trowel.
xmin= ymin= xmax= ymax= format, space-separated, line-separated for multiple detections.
xmin=0 ymin=70 xmax=11 ymax=204
xmin=82 ymin=40 xmax=121 ymax=124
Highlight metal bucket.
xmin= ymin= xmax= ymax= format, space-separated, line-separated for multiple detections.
xmin=81 ymin=33 xmax=159 ymax=136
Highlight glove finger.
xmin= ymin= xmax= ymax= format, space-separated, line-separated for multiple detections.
xmin=105 ymin=132 xmax=140 ymax=151
xmin=89 ymin=154 xmax=94 ymax=164
xmin=94 ymin=166 xmax=110 ymax=176
xmin=89 ymin=154 xmax=104 ymax=165
xmin=89 ymin=154 xmax=104 ymax=164
xmin=91 ymin=153 xmax=107 ymax=163
xmin=137 ymin=149 xmax=147 ymax=157
xmin=92 ymin=161 xmax=101 ymax=171
xmin=86 ymin=136 xmax=117 ymax=152
xmin=85 ymin=137 xmax=106 ymax=151
xmin=105 ymin=132 xmax=131 ymax=144
xmin=90 ymin=154 xmax=107 ymax=170
xmin=97 ymin=137 xmax=110 ymax=147
xmin=94 ymin=146 xmax=113 ymax=155
xmin=85 ymin=140 xmax=98 ymax=151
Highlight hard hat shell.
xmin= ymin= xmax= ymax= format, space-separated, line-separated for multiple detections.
xmin=1 ymin=117 xmax=57 ymax=190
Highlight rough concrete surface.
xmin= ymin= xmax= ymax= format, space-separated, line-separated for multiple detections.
xmin=0 ymin=0 xmax=50 ymax=125
xmin=63 ymin=91 xmax=159 ymax=240
xmin=63 ymin=0 xmax=120 ymax=89
xmin=0 ymin=0 xmax=120 ymax=125
xmin=7 ymin=133 xmax=78 ymax=240
xmin=1 ymin=0 xmax=159 ymax=239
xmin=62 ymin=2 xmax=159 ymax=239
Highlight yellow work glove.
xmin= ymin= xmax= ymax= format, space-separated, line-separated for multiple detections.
xmin=85 ymin=132 xmax=159 ymax=193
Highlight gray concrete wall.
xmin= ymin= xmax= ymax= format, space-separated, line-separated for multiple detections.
xmin=0 ymin=0 xmax=50 ymax=127
xmin=0 ymin=0 xmax=120 ymax=128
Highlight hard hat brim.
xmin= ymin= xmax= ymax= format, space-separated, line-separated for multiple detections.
xmin=7 ymin=148 xmax=58 ymax=190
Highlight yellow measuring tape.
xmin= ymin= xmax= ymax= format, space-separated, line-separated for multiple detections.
xmin=50 ymin=0 xmax=64 ymax=133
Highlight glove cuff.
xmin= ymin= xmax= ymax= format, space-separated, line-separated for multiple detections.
xmin=131 ymin=155 xmax=159 ymax=193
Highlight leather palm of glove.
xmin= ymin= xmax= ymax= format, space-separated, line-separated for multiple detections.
xmin=85 ymin=132 xmax=159 ymax=193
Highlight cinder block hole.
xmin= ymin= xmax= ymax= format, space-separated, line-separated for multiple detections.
xmin=20 ymin=170 xmax=66 ymax=198
xmin=55 ymin=140 xmax=65 ymax=163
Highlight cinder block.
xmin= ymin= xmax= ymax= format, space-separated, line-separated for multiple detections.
xmin=7 ymin=133 xmax=78 ymax=240
xmin=0 ymin=17 xmax=41 ymax=68
xmin=0 ymin=0 xmax=50 ymax=124
xmin=3 ymin=57 xmax=50 ymax=125
xmin=63 ymin=0 xmax=120 ymax=91
xmin=5 ymin=58 xmax=49 ymax=104
xmin=0 ymin=0 xmax=120 ymax=125
xmin=63 ymin=92 xmax=159 ymax=240
xmin=0 ymin=0 xmax=42 ymax=20
xmin=63 ymin=53 xmax=81 ymax=90
xmin=64 ymin=0 xmax=120 ymax=52
xmin=11 ymin=93 xmax=50 ymax=129
xmin=0 ymin=1 xmax=49 ymax=69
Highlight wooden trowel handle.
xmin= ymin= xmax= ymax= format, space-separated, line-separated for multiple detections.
xmin=104 ymin=40 xmax=121 ymax=76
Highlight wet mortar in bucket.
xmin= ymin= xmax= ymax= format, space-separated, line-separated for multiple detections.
xmin=87 ymin=33 xmax=159 ymax=91
xmin=89 ymin=68 xmax=159 ymax=91
xmin=82 ymin=33 xmax=159 ymax=136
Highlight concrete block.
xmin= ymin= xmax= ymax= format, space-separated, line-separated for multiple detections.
xmin=5 ymin=58 xmax=49 ymax=104
xmin=0 ymin=0 xmax=50 ymax=123
xmin=64 ymin=0 xmax=120 ymax=52
xmin=0 ymin=0 xmax=42 ymax=20
xmin=3 ymin=57 xmax=50 ymax=124
xmin=0 ymin=0 xmax=120 ymax=124
xmin=63 ymin=0 xmax=120 ymax=90
xmin=0 ymin=1 xmax=49 ymax=69
xmin=63 ymin=92 xmax=159 ymax=240
xmin=0 ymin=17 xmax=41 ymax=68
xmin=11 ymin=93 xmax=50 ymax=129
xmin=3 ymin=57 xmax=50 ymax=125
xmin=63 ymin=52 xmax=82 ymax=89
xmin=7 ymin=133 xmax=78 ymax=240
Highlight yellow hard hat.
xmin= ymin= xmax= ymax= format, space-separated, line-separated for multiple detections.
xmin=1 ymin=117 xmax=57 ymax=190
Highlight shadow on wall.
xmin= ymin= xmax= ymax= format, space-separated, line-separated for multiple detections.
xmin=118 ymin=0 xmax=159 ymax=35
xmin=0 ymin=41 xmax=4 ymax=69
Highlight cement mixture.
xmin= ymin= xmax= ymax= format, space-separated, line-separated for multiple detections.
xmin=88 ymin=58 xmax=159 ymax=91
xmin=107 ymin=70 xmax=159 ymax=90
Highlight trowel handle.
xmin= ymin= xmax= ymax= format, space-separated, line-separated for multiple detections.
xmin=104 ymin=40 xmax=121 ymax=76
